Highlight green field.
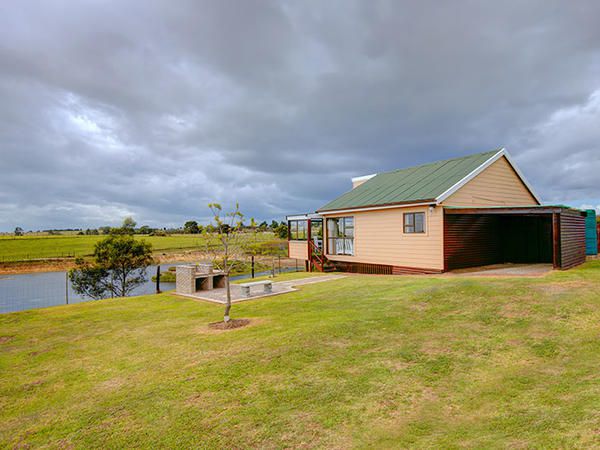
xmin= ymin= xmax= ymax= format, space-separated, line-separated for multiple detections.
xmin=2 ymin=263 xmax=600 ymax=448
xmin=0 ymin=232 xmax=281 ymax=262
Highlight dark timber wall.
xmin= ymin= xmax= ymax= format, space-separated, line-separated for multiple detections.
xmin=444 ymin=215 xmax=501 ymax=270
xmin=444 ymin=209 xmax=586 ymax=271
xmin=560 ymin=212 xmax=586 ymax=269
xmin=444 ymin=214 xmax=553 ymax=271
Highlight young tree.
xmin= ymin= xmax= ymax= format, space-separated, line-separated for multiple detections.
xmin=69 ymin=234 xmax=154 ymax=299
xmin=69 ymin=259 xmax=111 ymax=300
xmin=270 ymin=220 xmax=279 ymax=230
xmin=249 ymin=217 xmax=257 ymax=231
xmin=207 ymin=202 xmax=244 ymax=323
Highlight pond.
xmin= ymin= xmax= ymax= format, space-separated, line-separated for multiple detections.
xmin=0 ymin=265 xmax=290 ymax=314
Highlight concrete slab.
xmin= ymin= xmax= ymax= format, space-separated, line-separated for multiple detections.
xmin=176 ymin=274 xmax=346 ymax=304
xmin=447 ymin=263 xmax=553 ymax=277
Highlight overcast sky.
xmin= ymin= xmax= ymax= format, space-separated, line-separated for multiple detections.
xmin=1 ymin=0 xmax=599 ymax=231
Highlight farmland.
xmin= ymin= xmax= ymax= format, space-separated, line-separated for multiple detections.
xmin=0 ymin=232 xmax=282 ymax=262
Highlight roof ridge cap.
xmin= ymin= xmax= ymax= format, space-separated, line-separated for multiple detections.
xmin=378 ymin=148 xmax=501 ymax=176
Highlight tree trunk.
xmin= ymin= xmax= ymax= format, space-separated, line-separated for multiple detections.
xmin=224 ymin=274 xmax=231 ymax=322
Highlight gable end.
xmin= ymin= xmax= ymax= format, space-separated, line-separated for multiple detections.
xmin=440 ymin=152 xmax=540 ymax=206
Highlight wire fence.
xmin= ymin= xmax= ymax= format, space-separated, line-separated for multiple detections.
xmin=0 ymin=256 xmax=306 ymax=314
xmin=0 ymin=253 xmax=79 ymax=263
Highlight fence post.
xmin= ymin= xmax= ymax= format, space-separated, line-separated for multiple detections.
xmin=156 ymin=265 xmax=161 ymax=294
xmin=251 ymin=255 xmax=255 ymax=279
xmin=272 ymin=258 xmax=275 ymax=278
xmin=278 ymin=255 xmax=281 ymax=274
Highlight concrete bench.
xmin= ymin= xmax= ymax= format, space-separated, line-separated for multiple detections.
xmin=239 ymin=280 xmax=273 ymax=297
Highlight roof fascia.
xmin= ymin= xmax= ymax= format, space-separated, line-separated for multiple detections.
xmin=501 ymin=149 xmax=543 ymax=205
xmin=435 ymin=149 xmax=504 ymax=204
xmin=318 ymin=201 xmax=434 ymax=215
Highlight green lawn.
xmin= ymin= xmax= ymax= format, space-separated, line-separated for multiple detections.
xmin=0 ymin=232 xmax=281 ymax=262
xmin=2 ymin=262 xmax=600 ymax=448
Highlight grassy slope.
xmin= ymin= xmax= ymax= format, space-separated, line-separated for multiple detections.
xmin=1 ymin=263 xmax=600 ymax=448
xmin=0 ymin=232 xmax=279 ymax=261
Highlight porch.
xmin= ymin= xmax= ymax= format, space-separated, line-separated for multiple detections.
xmin=286 ymin=213 xmax=330 ymax=272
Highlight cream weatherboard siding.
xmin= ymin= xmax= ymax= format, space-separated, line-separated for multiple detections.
xmin=288 ymin=240 xmax=309 ymax=260
xmin=323 ymin=205 xmax=444 ymax=270
xmin=442 ymin=156 xmax=539 ymax=207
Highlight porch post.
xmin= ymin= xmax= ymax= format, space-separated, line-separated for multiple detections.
xmin=552 ymin=213 xmax=560 ymax=269
xmin=307 ymin=218 xmax=312 ymax=272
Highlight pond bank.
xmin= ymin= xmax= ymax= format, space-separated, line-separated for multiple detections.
xmin=0 ymin=264 xmax=301 ymax=314
xmin=0 ymin=250 xmax=290 ymax=275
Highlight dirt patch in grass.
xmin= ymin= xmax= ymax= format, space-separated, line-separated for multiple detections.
xmin=0 ymin=335 xmax=13 ymax=344
xmin=208 ymin=318 xmax=251 ymax=330
xmin=534 ymin=281 xmax=593 ymax=296
xmin=97 ymin=377 xmax=126 ymax=392
xmin=22 ymin=380 xmax=44 ymax=390
xmin=500 ymin=304 xmax=531 ymax=319
xmin=185 ymin=391 xmax=217 ymax=407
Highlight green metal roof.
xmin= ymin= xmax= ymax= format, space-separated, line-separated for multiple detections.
xmin=318 ymin=149 xmax=501 ymax=212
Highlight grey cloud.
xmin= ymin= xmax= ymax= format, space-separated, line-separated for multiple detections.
xmin=0 ymin=0 xmax=599 ymax=230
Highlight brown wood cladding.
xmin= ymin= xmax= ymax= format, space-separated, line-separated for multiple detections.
xmin=559 ymin=212 xmax=586 ymax=269
xmin=331 ymin=261 xmax=392 ymax=274
xmin=444 ymin=215 xmax=502 ymax=270
xmin=444 ymin=209 xmax=586 ymax=271
xmin=330 ymin=261 xmax=441 ymax=275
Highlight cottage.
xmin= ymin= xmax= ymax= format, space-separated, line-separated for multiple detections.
xmin=287 ymin=148 xmax=588 ymax=274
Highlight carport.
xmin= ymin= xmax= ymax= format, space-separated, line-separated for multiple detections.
xmin=444 ymin=206 xmax=586 ymax=271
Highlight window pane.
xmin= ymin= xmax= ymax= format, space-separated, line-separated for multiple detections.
xmin=344 ymin=239 xmax=354 ymax=255
xmin=335 ymin=238 xmax=345 ymax=255
xmin=405 ymin=213 xmax=414 ymax=226
xmin=328 ymin=238 xmax=336 ymax=254
xmin=289 ymin=221 xmax=297 ymax=239
xmin=344 ymin=225 xmax=354 ymax=238
xmin=415 ymin=213 xmax=425 ymax=233
xmin=327 ymin=218 xmax=339 ymax=238
xmin=343 ymin=217 xmax=354 ymax=238
xmin=297 ymin=221 xmax=306 ymax=240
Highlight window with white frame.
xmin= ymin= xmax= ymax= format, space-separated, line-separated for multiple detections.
xmin=327 ymin=217 xmax=354 ymax=255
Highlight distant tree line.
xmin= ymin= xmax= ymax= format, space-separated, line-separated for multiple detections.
xmin=183 ymin=218 xmax=287 ymax=238
xmin=10 ymin=216 xmax=289 ymax=239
